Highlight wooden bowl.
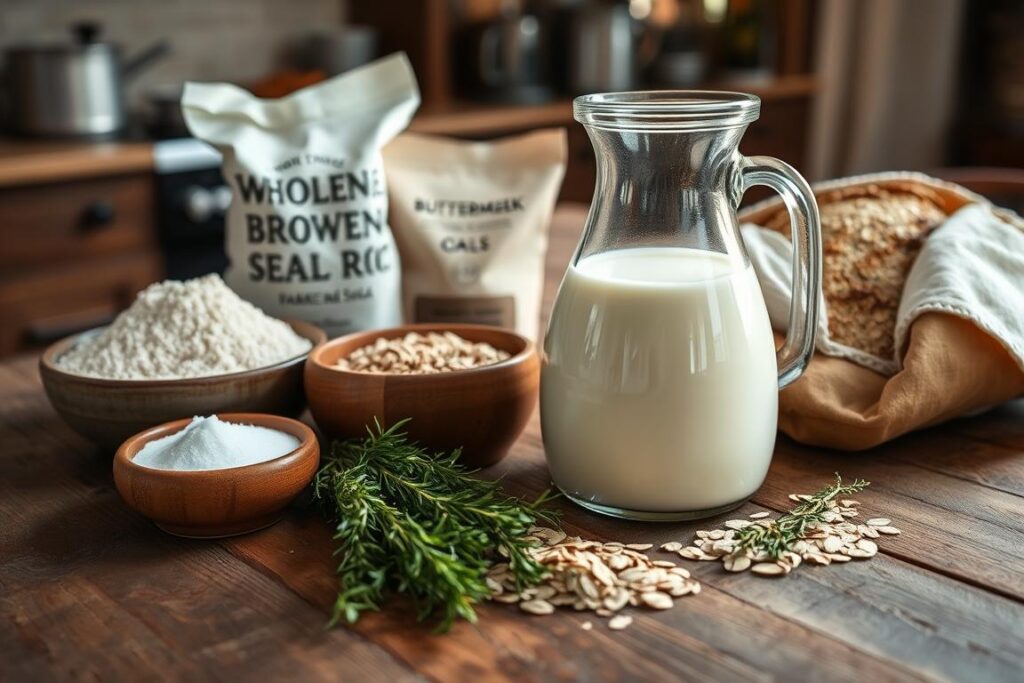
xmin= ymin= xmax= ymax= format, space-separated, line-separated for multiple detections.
xmin=113 ymin=413 xmax=319 ymax=538
xmin=305 ymin=324 xmax=539 ymax=468
xmin=39 ymin=320 xmax=326 ymax=451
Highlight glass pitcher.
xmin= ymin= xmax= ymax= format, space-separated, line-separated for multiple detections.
xmin=541 ymin=91 xmax=821 ymax=521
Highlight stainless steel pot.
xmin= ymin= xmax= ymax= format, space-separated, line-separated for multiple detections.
xmin=298 ymin=27 xmax=378 ymax=76
xmin=568 ymin=2 xmax=641 ymax=93
xmin=472 ymin=9 xmax=553 ymax=104
xmin=6 ymin=23 xmax=168 ymax=138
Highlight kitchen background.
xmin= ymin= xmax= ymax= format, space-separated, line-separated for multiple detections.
xmin=0 ymin=0 xmax=345 ymax=101
xmin=0 ymin=0 xmax=1021 ymax=358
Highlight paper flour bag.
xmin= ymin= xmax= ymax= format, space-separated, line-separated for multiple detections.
xmin=383 ymin=129 xmax=566 ymax=338
xmin=182 ymin=53 xmax=419 ymax=337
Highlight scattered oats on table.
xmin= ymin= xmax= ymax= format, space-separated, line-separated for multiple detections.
xmin=488 ymin=527 xmax=701 ymax=631
xmin=669 ymin=496 xmax=901 ymax=577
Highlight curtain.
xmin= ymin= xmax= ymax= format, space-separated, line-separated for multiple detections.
xmin=808 ymin=0 xmax=965 ymax=180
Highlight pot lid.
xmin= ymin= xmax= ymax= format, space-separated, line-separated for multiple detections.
xmin=7 ymin=22 xmax=120 ymax=56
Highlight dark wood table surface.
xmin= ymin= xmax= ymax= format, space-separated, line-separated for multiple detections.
xmin=3 ymin=206 xmax=1022 ymax=683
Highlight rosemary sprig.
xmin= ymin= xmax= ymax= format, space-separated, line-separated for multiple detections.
xmin=734 ymin=474 xmax=870 ymax=559
xmin=314 ymin=420 xmax=557 ymax=632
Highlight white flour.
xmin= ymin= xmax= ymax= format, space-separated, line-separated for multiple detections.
xmin=58 ymin=274 xmax=312 ymax=380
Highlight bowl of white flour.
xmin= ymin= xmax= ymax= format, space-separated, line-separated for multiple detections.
xmin=39 ymin=275 xmax=326 ymax=450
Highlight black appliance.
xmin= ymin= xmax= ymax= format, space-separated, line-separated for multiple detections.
xmin=152 ymin=138 xmax=229 ymax=279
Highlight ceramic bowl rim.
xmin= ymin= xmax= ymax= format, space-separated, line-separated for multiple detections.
xmin=307 ymin=323 xmax=537 ymax=382
xmin=114 ymin=412 xmax=318 ymax=479
xmin=40 ymin=319 xmax=326 ymax=388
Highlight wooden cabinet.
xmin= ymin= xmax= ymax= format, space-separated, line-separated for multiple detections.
xmin=563 ymin=123 xmax=596 ymax=204
xmin=742 ymin=95 xmax=812 ymax=173
xmin=0 ymin=169 xmax=161 ymax=357
xmin=0 ymin=174 xmax=156 ymax=269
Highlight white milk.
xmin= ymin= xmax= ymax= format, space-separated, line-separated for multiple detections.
xmin=541 ymin=247 xmax=778 ymax=515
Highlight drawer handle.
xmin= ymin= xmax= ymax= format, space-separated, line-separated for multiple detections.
xmin=79 ymin=201 xmax=117 ymax=233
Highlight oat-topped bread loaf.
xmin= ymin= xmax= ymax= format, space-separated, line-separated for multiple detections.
xmin=759 ymin=181 xmax=949 ymax=359
xmin=737 ymin=172 xmax=1024 ymax=450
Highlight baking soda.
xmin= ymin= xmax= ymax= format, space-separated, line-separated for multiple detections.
xmin=132 ymin=415 xmax=300 ymax=471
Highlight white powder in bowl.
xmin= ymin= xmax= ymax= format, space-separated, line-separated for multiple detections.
xmin=58 ymin=274 xmax=313 ymax=380
xmin=133 ymin=415 xmax=300 ymax=471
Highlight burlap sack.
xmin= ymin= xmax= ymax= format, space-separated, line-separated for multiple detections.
xmin=740 ymin=173 xmax=1024 ymax=450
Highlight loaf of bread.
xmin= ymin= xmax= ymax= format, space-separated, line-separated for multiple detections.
xmin=760 ymin=181 xmax=948 ymax=359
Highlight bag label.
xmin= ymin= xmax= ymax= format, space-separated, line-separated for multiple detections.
xmin=384 ymin=129 xmax=568 ymax=340
xmin=414 ymin=294 xmax=516 ymax=329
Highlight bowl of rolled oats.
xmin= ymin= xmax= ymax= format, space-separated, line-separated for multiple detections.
xmin=305 ymin=324 xmax=539 ymax=467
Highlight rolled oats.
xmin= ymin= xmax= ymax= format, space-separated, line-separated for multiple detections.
xmin=337 ymin=331 xmax=511 ymax=374
xmin=488 ymin=528 xmax=700 ymax=631
xmin=520 ymin=599 xmax=555 ymax=615
xmin=668 ymin=498 xmax=901 ymax=578
xmin=608 ymin=615 xmax=633 ymax=631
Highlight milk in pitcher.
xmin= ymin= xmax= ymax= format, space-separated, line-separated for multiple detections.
xmin=545 ymin=91 xmax=821 ymax=520
xmin=541 ymin=247 xmax=778 ymax=516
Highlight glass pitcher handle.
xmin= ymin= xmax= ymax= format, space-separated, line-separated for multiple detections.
xmin=740 ymin=156 xmax=822 ymax=389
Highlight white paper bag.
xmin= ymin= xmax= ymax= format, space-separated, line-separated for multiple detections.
xmin=383 ymin=129 xmax=567 ymax=339
xmin=182 ymin=53 xmax=420 ymax=337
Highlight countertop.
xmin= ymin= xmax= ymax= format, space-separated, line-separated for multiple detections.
xmin=0 ymin=139 xmax=155 ymax=188
xmin=2 ymin=206 xmax=1022 ymax=682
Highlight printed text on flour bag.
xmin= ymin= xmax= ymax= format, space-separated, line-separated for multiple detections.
xmin=236 ymin=155 xmax=392 ymax=308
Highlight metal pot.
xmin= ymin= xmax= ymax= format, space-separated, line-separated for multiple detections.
xmin=565 ymin=0 xmax=659 ymax=94
xmin=297 ymin=26 xmax=378 ymax=76
xmin=5 ymin=22 xmax=168 ymax=138
xmin=471 ymin=9 xmax=553 ymax=104
xmin=568 ymin=2 xmax=645 ymax=93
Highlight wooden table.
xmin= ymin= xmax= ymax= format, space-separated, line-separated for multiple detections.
xmin=2 ymin=206 xmax=1022 ymax=682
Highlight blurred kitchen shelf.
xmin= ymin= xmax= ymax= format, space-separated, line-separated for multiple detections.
xmin=408 ymin=75 xmax=817 ymax=206
xmin=354 ymin=0 xmax=818 ymax=203
xmin=708 ymin=74 xmax=819 ymax=99
xmin=0 ymin=139 xmax=153 ymax=188
xmin=411 ymin=100 xmax=573 ymax=137
xmin=353 ymin=0 xmax=817 ymax=111
xmin=953 ymin=124 xmax=1024 ymax=169
xmin=410 ymin=75 xmax=818 ymax=137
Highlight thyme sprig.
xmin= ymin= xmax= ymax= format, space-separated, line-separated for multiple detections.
xmin=734 ymin=474 xmax=870 ymax=559
xmin=314 ymin=420 xmax=557 ymax=632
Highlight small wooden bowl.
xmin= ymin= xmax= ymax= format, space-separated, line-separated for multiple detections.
xmin=40 ymin=320 xmax=326 ymax=451
xmin=113 ymin=413 xmax=319 ymax=538
xmin=305 ymin=324 xmax=539 ymax=468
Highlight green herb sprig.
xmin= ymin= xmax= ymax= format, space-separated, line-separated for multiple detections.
xmin=314 ymin=420 xmax=557 ymax=632
xmin=735 ymin=474 xmax=870 ymax=559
